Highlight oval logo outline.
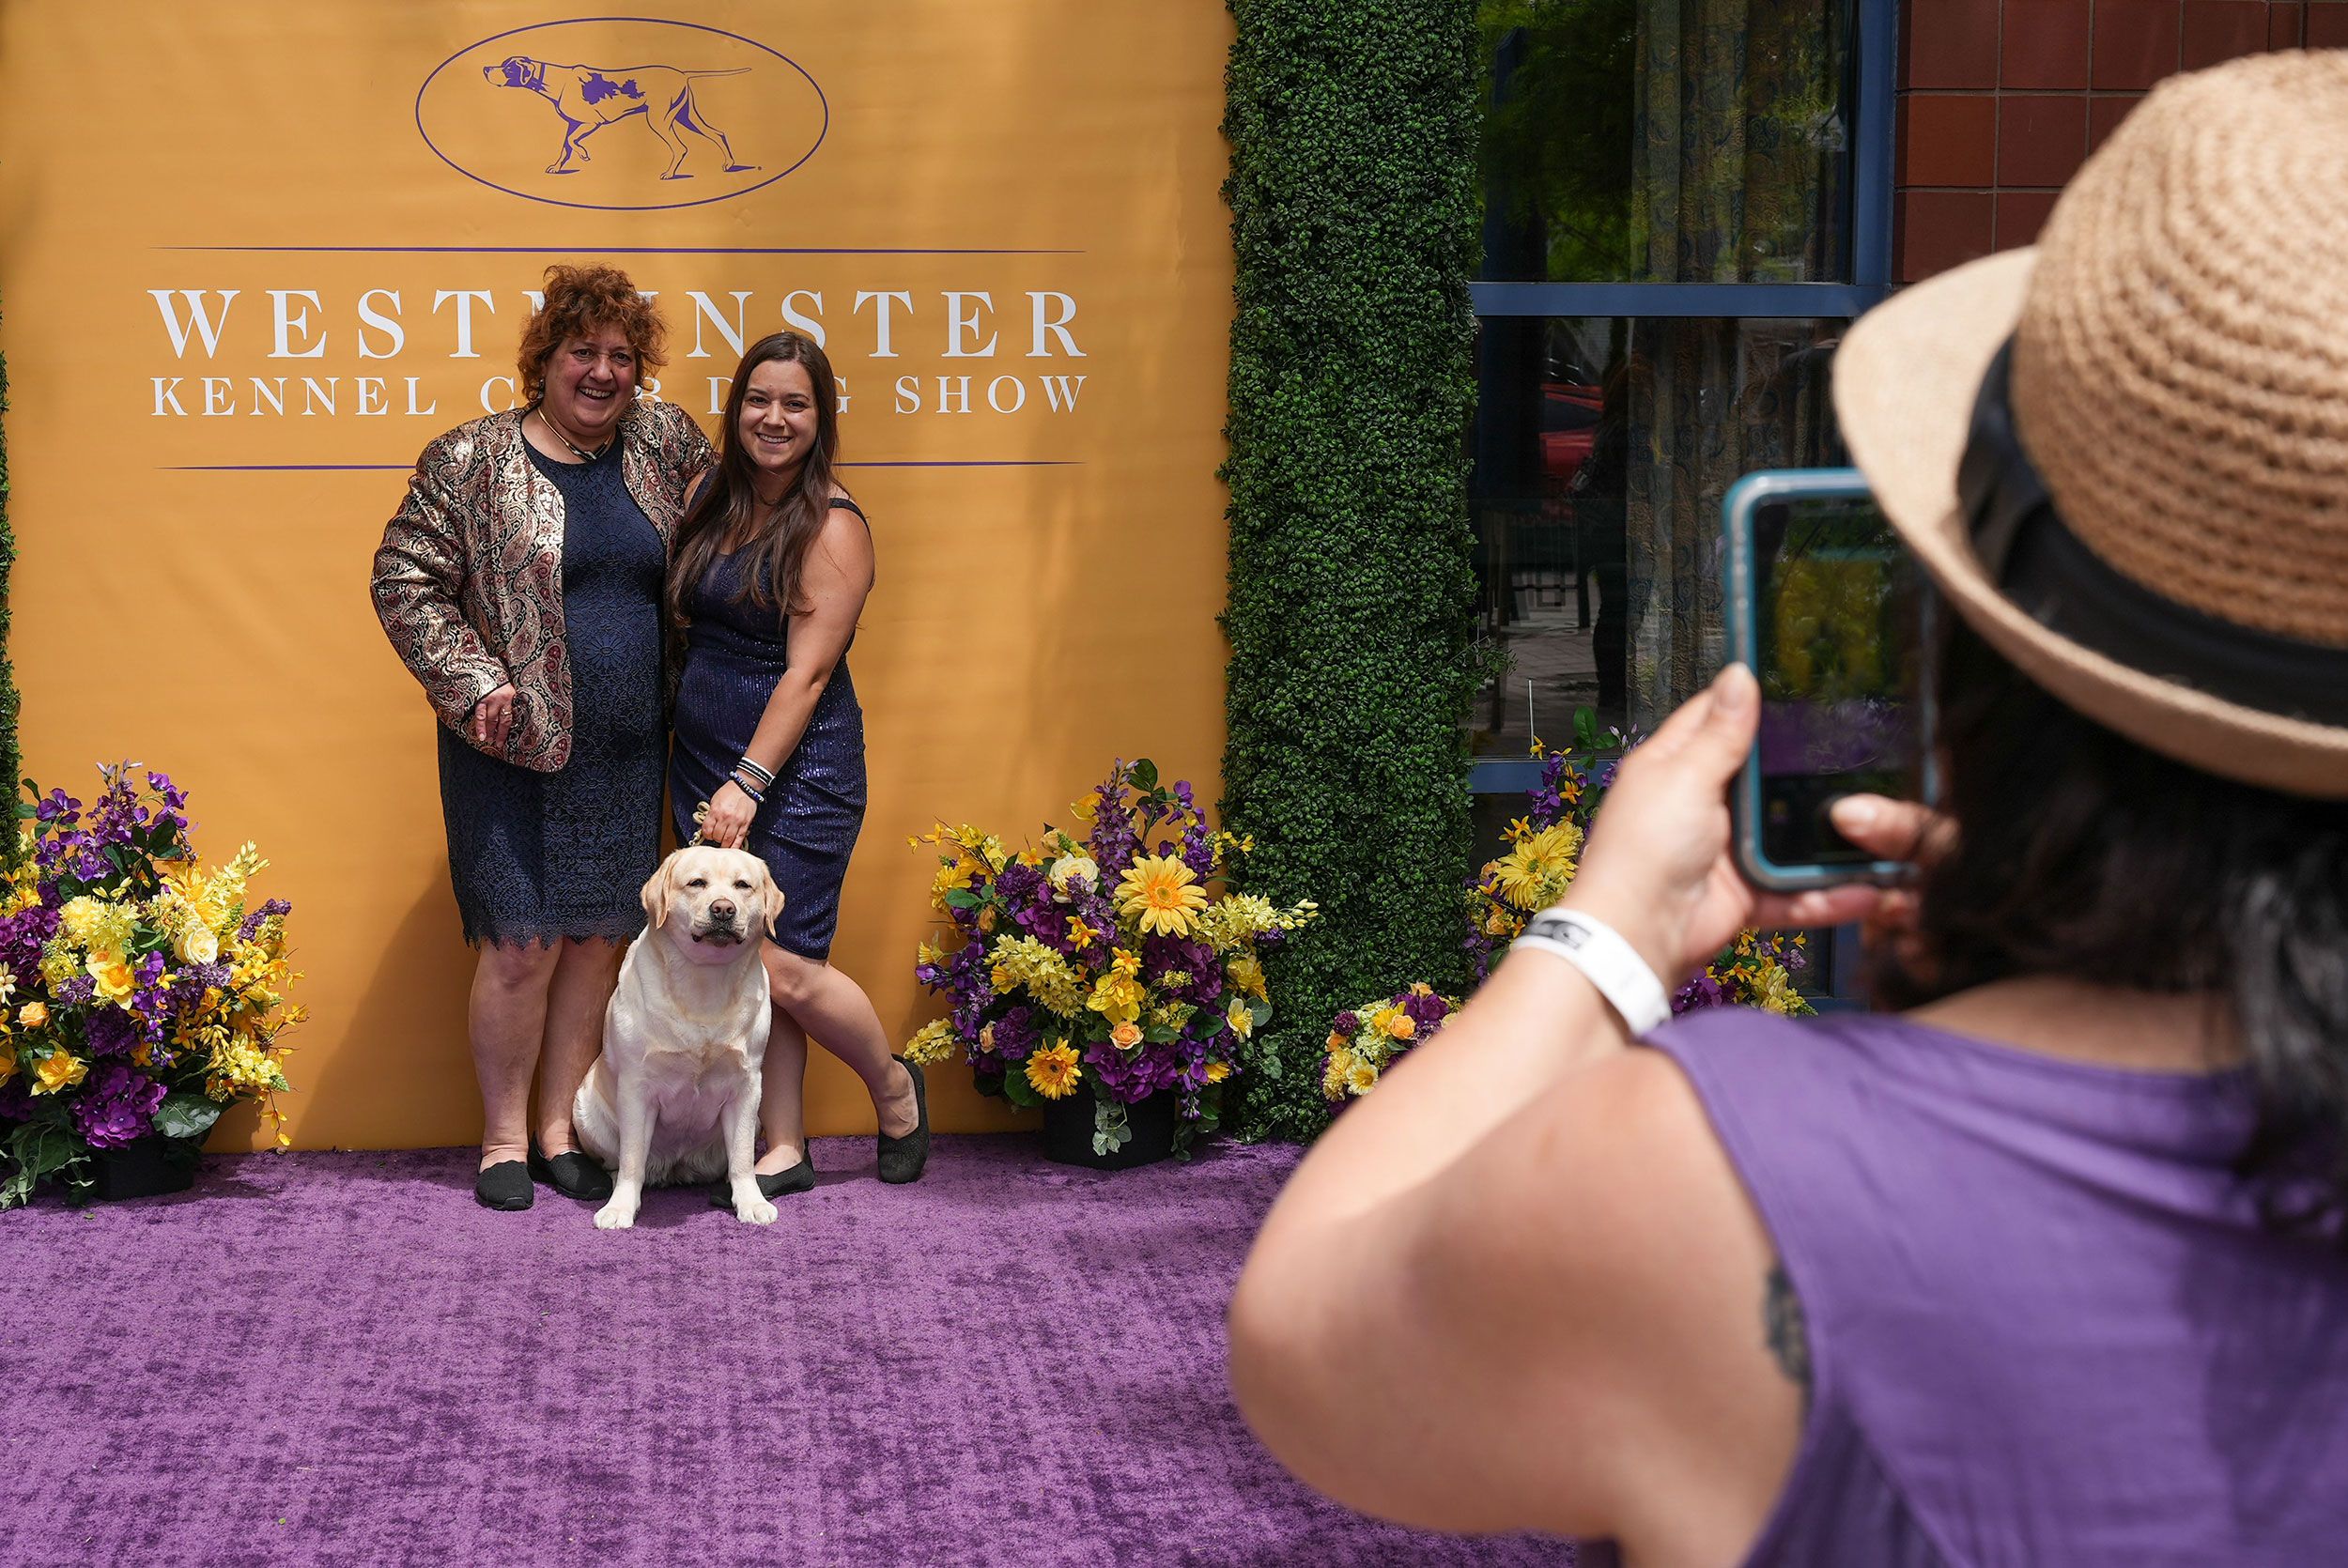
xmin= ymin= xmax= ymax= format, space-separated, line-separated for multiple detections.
xmin=415 ymin=17 xmax=827 ymax=212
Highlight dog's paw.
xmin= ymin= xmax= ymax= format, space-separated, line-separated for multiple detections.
xmin=594 ymin=1196 xmax=639 ymax=1230
xmin=734 ymin=1194 xmax=780 ymax=1226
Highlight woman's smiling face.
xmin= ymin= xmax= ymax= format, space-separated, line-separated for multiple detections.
xmin=736 ymin=358 xmax=819 ymax=483
xmin=542 ymin=324 xmax=639 ymax=441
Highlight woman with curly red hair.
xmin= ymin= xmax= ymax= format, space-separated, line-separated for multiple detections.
xmin=373 ymin=264 xmax=713 ymax=1210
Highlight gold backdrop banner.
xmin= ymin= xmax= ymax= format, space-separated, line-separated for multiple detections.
xmin=0 ymin=3 xmax=1235 ymax=1148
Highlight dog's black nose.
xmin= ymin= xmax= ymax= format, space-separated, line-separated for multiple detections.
xmin=709 ymin=899 xmax=736 ymax=922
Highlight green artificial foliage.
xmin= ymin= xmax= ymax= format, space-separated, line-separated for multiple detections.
xmin=1219 ymin=0 xmax=1485 ymax=1141
xmin=0 ymin=299 xmax=16 ymax=856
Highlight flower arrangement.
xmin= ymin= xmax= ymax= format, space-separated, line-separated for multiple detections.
xmin=1466 ymin=717 xmax=1812 ymax=1017
xmin=1321 ymin=984 xmax=1459 ymax=1101
xmin=903 ymin=760 xmax=1316 ymax=1158
xmin=0 ymin=765 xmax=301 ymax=1207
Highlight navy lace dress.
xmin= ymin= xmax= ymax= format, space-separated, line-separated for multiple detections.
xmin=668 ymin=498 xmax=869 ymax=961
xmin=436 ymin=441 xmax=668 ymax=945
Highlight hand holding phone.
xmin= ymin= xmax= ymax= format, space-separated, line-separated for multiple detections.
xmin=1722 ymin=469 xmax=1937 ymax=892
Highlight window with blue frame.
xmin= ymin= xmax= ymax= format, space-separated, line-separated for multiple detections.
xmin=1466 ymin=0 xmax=1896 ymax=998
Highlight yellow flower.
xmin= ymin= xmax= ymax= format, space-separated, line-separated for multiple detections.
xmin=1025 ymin=1041 xmax=1083 ymax=1099
xmin=977 ymin=906 xmax=998 ymax=934
xmin=1388 ymin=1013 xmax=1416 ymax=1041
xmin=987 ymin=937 xmax=1087 ymax=1016
xmin=1226 ymin=997 xmax=1255 ymax=1039
xmin=1346 ymin=1058 xmax=1379 ymax=1096
xmin=31 ymin=1048 xmax=86 ymax=1095
xmin=1325 ymin=1030 xmax=1348 ymax=1052
xmin=902 ymin=1018 xmax=962 ymax=1068
xmin=1489 ymin=822 xmax=1584 ymax=911
xmin=87 ymin=950 xmax=138 ymax=1003
xmin=1066 ymin=916 xmax=1101 ymax=951
xmin=1109 ymin=1021 xmax=1143 ymax=1050
xmin=1225 ymin=954 xmax=1267 ymax=1001
xmin=18 ymin=1001 xmax=47 ymax=1029
xmin=1409 ymin=982 xmax=1434 ymax=997
xmin=1752 ymin=959 xmax=1801 ymax=1017
xmin=1016 ymin=848 xmax=1047 ymax=868
xmin=1204 ymin=1059 xmax=1231 ymax=1084
xmin=0 ymin=1039 xmax=14 ymax=1083
xmin=1070 ymin=793 xmax=1099 ymax=822
xmin=1115 ymin=853 xmax=1210 ymax=938
xmin=1111 ymin=947 xmax=1141 ymax=979
xmin=1322 ymin=1049 xmax=1362 ymax=1099
xmin=1087 ymin=968 xmax=1144 ymax=1027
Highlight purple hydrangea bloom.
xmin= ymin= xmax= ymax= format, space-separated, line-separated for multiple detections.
xmin=1331 ymin=1010 xmax=1359 ymax=1035
xmin=70 ymin=1062 xmax=166 ymax=1149
xmin=84 ymin=1007 xmax=142 ymax=1059
xmin=989 ymin=1005 xmax=1040 ymax=1062
xmin=1673 ymin=973 xmax=1727 ymax=1013
xmin=55 ymin=975 xmax=97 ymax=1007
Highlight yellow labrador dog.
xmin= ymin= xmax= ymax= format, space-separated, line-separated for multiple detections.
xmin=575 ymin=845 xmax=784 ymax=1229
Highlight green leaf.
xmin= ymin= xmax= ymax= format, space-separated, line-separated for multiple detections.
xmin=1130 ymin=759 xmax=1159 ymax=792
xmin=1000 ymin=1068 xmax=1043 ymax=1108
xmin=1142 ymin=1022 xmax=1181 ymax=1044
xmin=153 ymin=1091 xmax=223 ymax=1142
xmin=1573 ymin=706 xmax=1602 ymax=750
xmin=1 ymin=1118 xmax=85 ymax=1209
xmin=942 ymin=888 xmax=982 ymax=911
xmin=1248 ymin=998 xmax=1274 ymax=1030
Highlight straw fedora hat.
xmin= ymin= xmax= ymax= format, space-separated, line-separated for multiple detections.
xmin=1833 ymin=51 xmax=2348 ymax=799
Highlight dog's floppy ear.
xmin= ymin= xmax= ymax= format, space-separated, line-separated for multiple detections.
xmin=640 ymin=854 xmax=679 ymax=930
xmin=759 ymin=861 xmax=787 ymax=938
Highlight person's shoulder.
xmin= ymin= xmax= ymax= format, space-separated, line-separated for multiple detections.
xmin=411 ymin=408 xmax=518 ymax=482
xmin=630 ymin=396 xmax=712 ymax=452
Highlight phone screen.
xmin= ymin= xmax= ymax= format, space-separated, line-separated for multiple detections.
xmin=1750 ymin=493 xmax=1923 ymax=871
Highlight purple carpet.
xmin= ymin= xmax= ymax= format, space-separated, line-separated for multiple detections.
xmin=0 ymin=1136 xmax=1572 ymax=1566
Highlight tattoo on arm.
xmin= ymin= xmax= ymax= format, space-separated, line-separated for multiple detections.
xmin=1763 ymin=1263 xmax=1812 ymax=1407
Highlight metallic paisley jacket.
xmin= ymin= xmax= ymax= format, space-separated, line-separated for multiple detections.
xmin=370 ymin=400 xmax=714 ymax=772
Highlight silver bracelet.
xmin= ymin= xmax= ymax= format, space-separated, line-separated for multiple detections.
xmin=1511 ymin=908 xmax=1673 ymax=1037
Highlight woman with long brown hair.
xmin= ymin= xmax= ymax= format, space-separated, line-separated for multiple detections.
xmin=668 ymin=331 xmax=927 ymax=1195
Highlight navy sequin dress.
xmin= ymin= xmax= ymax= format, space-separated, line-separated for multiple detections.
xmin=669 ymin=498 xmax=869 ymax=961
xmin=436 ymin=442 xmax=668 ymax=945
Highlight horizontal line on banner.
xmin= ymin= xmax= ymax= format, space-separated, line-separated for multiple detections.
xmin=155 ymin=246 xmax=1083 ymax=256
xmin=158 ymin=460 xmax=1083 ymax=471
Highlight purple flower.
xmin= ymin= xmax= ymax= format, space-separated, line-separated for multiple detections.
xmin=1672 ymin=973 xmax=1727 ymax=1013
xmin=34 ymin=789 xmax=80 ymax=825
xmin=238 ymin=898 xmax=292 ymax=943
xmin=70 ymin=1062 xmax=166 ymax=1149
xmin=84 ymin=1007 xmax=142 ymax=1059
xmin=989 ymin=1006 xmax=1040 ymax=1062
xmin=1331 ymin=1010 xmax=1359 ymax=1036
xmin=1087 ymin=762 xmax=1140 ymax=878
xmin=55 ymin=975 xmax=97 ymax=1007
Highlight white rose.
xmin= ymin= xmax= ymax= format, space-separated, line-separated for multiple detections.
xmin=177 ymin=924 xmax=220 ymax=965
xmin=1047 ymin=854 xmax=1100 ymax=894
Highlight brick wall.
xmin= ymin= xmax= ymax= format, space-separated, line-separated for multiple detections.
xmin=1897 ymin=1 xmax=2348 ymax=281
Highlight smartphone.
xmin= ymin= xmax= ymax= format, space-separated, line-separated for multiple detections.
xmin=1722 ymin=469 xmax=1935 ymax=892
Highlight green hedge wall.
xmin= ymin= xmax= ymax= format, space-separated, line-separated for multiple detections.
xmin=1220 ymin=0 xmax=1485 ymax=1141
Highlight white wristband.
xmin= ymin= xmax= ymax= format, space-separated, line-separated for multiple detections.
xmin=1511 ymin=908 xmax=1674 ymax=1038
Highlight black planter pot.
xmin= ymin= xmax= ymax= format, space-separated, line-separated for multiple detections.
xmin=87 ymin=1133 xmax=205 ymax=1201
xmin=1041 ymin=1084 xmax=1179 ymax=1171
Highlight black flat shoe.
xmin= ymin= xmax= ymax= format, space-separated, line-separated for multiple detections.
xmin=529 ymin=1141 xmax=614 ymax=1202
xmin=474 ymin=1159 xmax=533 ymax=1210
xmin=708 ymin=1157 xmax=815 ymax=1207
xmin=876 ymin=1055 xmax=930 ymax=1185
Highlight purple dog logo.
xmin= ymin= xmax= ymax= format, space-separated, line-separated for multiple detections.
xmin=483 ymin=55 xmax=759 ymax=179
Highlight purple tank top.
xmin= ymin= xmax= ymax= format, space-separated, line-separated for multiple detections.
xmin=1635 ymin=1007 xmax=2348 ymax=1567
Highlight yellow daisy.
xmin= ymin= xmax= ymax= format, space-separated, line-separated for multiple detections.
xmin=1204 ymin=1060 xmax=1231 ymax=1084
xmin=1346 ymin=1058 xmax=1380 ymax=1097
xmin=1025 ymin=1042 xmax=1084 ymax=1100
xmin=1491 ymin=822 xmax=1584 ymax=911
xmin=1115 ymin=853 xmax=1210 ymax=938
